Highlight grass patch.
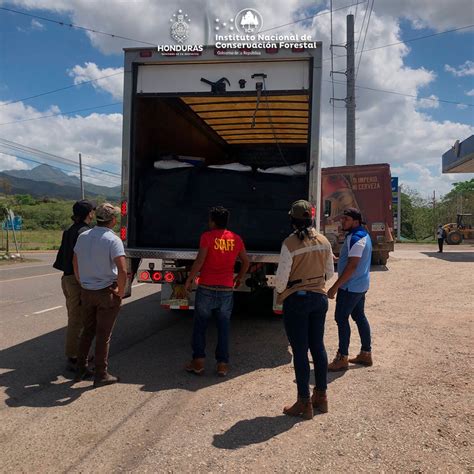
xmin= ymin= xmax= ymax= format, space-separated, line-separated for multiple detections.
xmin=0 ymin=229 xmax=63 ymax=251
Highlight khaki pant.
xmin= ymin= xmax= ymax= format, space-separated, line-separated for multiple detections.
xmin=61 ymin=274 xmax=83 ymax=359
xmin=77 ymin=287 xmax=121 ymax=377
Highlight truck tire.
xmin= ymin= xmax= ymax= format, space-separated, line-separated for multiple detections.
xmin=371 ymin=252 xmax=388 ymax=265
xmin=378 ymin=252 xmax=389 ymax=265
xmin=446 ymin=231 xmax=463 ymax=245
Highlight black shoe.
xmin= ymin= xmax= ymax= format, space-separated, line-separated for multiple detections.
xmin=74 ymin=366 xmax=94 ymax=382
xmin=66 ymin=357 xmax=77 ymax=372
xmin=93 ymin=373 xmax=120 ymax=388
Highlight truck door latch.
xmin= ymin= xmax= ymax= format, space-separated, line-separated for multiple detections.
xmin=200 ymin=77 xmax=231 ymax=93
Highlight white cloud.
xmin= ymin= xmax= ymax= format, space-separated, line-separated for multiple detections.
xmin=69 ymin=63 xmax=123 ymax=100
xmin=444 ymin=60 xmax=474 ymax=77
xmin=2 ymin=0 xmax=473 ymax=196
xmin=457 ymin=103 xmax=468 ymax=110
xmin=0 ymin=152 xmax=30 ymax=171
xmin=0 ymin=101 xmax=121 ymax=187
xmin=417 ymin=94 xmax=439 ymax=109
xmin=466 ymin=89 xmax=474 ymax=97
xmin=31 ymin=19 xmax=45 ymax=30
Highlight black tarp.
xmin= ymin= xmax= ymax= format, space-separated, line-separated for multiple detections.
xmin=136 ymin=167 xmax=307 ymax=252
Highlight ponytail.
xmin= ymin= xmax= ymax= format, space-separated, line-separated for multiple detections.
xmin=291 ymin=217 xmax=314 ymax=241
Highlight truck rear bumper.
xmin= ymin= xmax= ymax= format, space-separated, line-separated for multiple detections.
xmin=126 ymin=248 xmax=280 ymax=263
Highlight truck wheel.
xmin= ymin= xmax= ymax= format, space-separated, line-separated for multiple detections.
xmin=446 ymin=231 xmax=463 ymax=245
xmin=371 ymin=253 xmax=388 ymax=265
xmin=379 ymin=252 xmax=389 ymax=265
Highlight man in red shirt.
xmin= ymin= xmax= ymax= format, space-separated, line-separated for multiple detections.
xmin=185 ymin=206 xmax=249 ymax=377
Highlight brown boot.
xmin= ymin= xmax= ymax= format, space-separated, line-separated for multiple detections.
xmin=328 ymin=352 xmax=349 ymax=372
xmin=349 ymin=351 xmax=373 ymax=366
xmin=283 ymin=398 xmax=313 ymax=420
xmin=93 ymin=373 xmax=119 ymax=388
xmin=216 ymin=362 xmax=229 ymax=377
xmin=311 ymin=389 xmax=328 ymax=413
xmin=185 ymin=358 xmax=205 ymax=375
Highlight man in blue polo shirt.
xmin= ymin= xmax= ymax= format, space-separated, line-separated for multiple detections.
xmin=327 ymin=208 xmax=373 ymax=371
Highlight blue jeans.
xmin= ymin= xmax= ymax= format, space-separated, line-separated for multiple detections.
xmin=335 ymin=289 xmax=372 ymax=356
xmin=192 ymin=287 xmax=234 ymax=363
xmin=283 ymin=291 xmax=328 ymax=399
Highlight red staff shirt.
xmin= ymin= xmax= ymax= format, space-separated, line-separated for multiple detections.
xmin=198 ymin=229 xmax=245 ymax=287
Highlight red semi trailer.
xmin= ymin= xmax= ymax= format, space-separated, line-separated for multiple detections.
xmin=321 ymin=163 xmax=394 ymax=265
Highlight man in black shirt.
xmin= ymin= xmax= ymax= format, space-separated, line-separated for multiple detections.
xmin=53 ymin=200 xmax=95 ymax=371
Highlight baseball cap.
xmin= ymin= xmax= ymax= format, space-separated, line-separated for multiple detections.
xmin=72 ymin=199 xmax=96 ymax=219
xmin=343 ymin=207 xmax=364 ymax=223
xmin=289 ymin=200 xmax=314 ymax=219
xmin=95 ymin=203 xmax=121 ymax=222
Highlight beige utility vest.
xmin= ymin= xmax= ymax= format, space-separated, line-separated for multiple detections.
xmin=277 ymin=231 xmax=333 ymax=304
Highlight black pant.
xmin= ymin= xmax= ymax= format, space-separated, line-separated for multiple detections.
xmin=438 ymin=238 xmax=444 ymax=252
xmin=283 ymin=291 xmax=328 ymax=399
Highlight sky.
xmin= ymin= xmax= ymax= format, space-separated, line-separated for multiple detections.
xmin=0 ymin=0 xmax=473 ymax=195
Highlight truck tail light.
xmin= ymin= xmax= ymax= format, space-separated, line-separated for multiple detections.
xmin=265 ymin=47 xmax=279 ymax=54
xmin=120 ymin=226 xmax=127 ymax=241
xmin=164 ymin=272 xmax=175 ymax=283
xmin=121 ymin=201 xmax=128 ymax=216
xmin=139 ymin=271 xmax=150 ymax=281
xmin=140 ymin=50 xmax=153 ymax=57
xmin=152 ymin=271 xmax=163 ymax=282
xmin=292 ymin=46 xmax=305 ymax=53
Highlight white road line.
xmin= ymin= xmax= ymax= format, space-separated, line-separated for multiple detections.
xmin=32 ymin=305 xmax=63 ymax=315
xmin=0 ymin=272 xmax=59 ymax=283
xmin=132 ymin=283 xmax=146 ymax=288
xmin=0 ymin=263 xmax=52 ymax=272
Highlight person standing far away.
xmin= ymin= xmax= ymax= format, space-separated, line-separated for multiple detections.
xmin=53 ymin=200 xmax=95 ymax=372
xmin=437 ymin=224 xmax=446 ymax=253
xmin=327 ymin=208 xmax=373 ymax=371
xmin=184 ymin=206 xmax=249 ymax=377
xmin=73 ymin=203 xmax=126 ymax=388
xmin=275 ymin=200 xmax=335 ymax=420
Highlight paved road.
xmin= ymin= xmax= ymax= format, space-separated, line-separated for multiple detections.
xmin=0 ymin=245 xmax=472 ymax=471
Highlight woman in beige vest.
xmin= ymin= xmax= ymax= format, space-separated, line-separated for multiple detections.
xmin=275 ymin=200 xmax=334 ymax=420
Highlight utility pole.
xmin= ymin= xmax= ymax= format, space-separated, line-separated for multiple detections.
xmin=346 ymin=14 xmax=356 ymax=165
xmin=432 ymin=190 xmax=436 ymax=239
xmin=79 ymin=153 xmax=84 ymax=199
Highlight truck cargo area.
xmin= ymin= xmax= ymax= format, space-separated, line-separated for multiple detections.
xmin=131 ymin=93 xmax=310 ymax=252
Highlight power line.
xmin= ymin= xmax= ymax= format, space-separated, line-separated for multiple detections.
xmin=0 ymin=151 xmax=119 ymax=186
xmin=329 ymin=79 xmax=474 ymax=106
xmin=355 ymin=0 xmax=369 ymax=56
xmin=0 ymin=102 xmax=122 ymax=126
xmin=355 ymin=0 xmax=375 ymax=79
xmin=258 ymin=1 xmax=367 ymax=34
xmin=0 ymin=71 xmax=124 ymax=107
xmin=0 ymin=6 xmax=157 ymax=46
xmin=0 ymin=138 xmax=121 ymax=178
xmin=332 ymin=24 xmax=474 ymax=63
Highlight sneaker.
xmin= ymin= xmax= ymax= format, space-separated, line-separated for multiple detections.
xmin=185 ymin=358 xmax=205 ymax=375
xmin=93 ymin=373 xmax=120 ymax=388
xmin=74 ymin=366 xmax=94 ymax=382
xmin=216 ymin=362 xmax=229 ymax=377
xmin=328 ymin=352 xmax=349 ymax=372
xmin=283 ymin=398 xmax=313 ymax=420
xmin=349 ymin=351 xmax=373 ymax=366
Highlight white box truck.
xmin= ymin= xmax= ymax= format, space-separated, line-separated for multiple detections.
xmin=120 ymin=44 xmax=324 ymax=311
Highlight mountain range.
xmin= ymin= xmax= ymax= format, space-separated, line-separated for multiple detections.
xmin=0 ymin=164 xmax=120 ymax=200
